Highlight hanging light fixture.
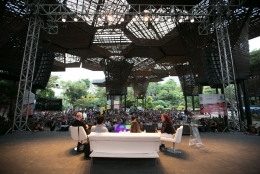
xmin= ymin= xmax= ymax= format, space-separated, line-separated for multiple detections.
xmin=62 ymin=15 xmax=67 ymax=22
xmin=97 ymin=15 xmax=102 ymax=22
xmin=107 ymin=14 xmax=114 ymax=22
xmin=143 ymin=15 xmax=149 ymax=22
xmin=132 ymin=15 xmax=137 ymax=22
xmin=84 ymin=16 xmax=90 ymax=22
xmin=178 ymin=16 xmax=183 ymax=23
xmin=74 ymin=16 xmax=78 ymax=22
xmin=154 ymin=15 xmax=160 ymax=22
xmin=190 ymin=16 xmax=195 ymax=23
xmin=167 ymin=16 xmax=172 ymax=22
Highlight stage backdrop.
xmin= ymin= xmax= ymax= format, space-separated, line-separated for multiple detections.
xmin=199 ymin=94 xmax=227 ymax=115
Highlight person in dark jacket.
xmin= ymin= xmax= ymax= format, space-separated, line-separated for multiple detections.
xmin=72 ymin=112 xmax=89 ymax=133
xmin=159 ymin=113 xmax=176 ymax=150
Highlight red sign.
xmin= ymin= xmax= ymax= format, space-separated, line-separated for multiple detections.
xmin=200 ymin=103 xmax=227 ymax=115
xmin=23 ymin=104 xmax=34 ymax=116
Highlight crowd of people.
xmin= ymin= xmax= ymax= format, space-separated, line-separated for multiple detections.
xmin=30 ymin=108 xmax=224 ymax=133
xmin=30 ymin=109 xmax=186 ymax=132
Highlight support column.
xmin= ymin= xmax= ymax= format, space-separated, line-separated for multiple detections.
xmin=242 ymin=80 xmax=252 ymax=126
xmin=12 ymin=14 xmax=41 ymax=132
xmin=237 ymin=82 xmax=244 ymax=128
xmin=192 ymin=96 xmax=195 ymax=112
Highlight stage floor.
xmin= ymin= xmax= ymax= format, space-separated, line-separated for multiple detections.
xmin=0 ymin=131 xmax=260 ymax=174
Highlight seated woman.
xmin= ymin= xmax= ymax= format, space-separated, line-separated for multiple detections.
xmin=130 ymin=118 xmax=141 ymax=133
xmin=159 ymin=113 xmax=176 ymax=150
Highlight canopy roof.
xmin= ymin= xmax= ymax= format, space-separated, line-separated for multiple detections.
xmin=0 ymin=0 xmax=260 ymax=88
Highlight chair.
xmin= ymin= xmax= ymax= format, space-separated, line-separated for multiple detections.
xmin=160 ymin=126 xmax=183 ymax=153
xmin=70 ymin=126 xmax=88 ymax=151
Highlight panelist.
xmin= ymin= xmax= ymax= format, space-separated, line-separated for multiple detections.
xmin=91 ymin=115 xmax=109 ymax=133
xmin=72 ymin=112 xmax=88 ymax=133
xmin=130 ymin=117 xmax=141 ymax=133
xmin=159 ymin=113 xmax=176 ymax=150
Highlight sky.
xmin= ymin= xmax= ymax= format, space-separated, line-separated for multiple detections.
xmin=51 ymin=36 xmax=260 ymax=84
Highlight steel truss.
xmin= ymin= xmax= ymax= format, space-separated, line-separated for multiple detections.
xmin=11 ymin=11 xmax=41 ymax=132
xmin=215 ymin=1 xmax=240 ymax=131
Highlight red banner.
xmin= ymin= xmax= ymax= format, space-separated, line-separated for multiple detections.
xmin=22 ymin=104 xmax=34 ymax=116
xmin=200 ymin=103 xmax=227 ymax=115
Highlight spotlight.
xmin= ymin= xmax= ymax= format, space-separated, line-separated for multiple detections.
xmin=74 ymin=16 xmax=78 ymax=22
xmin=120 ymin=17 xmax=124 ymax=22
xmin=84 ymin=16 xmax=90 ymax=22
xmin=62 ymin=15 xmax=66 ymax=22
xmin=190 ymin=16 xmax=194 ymax=23
xmin=167 ymin=17 xmax=172 ymax=22
xmin=178 ymin=16 xmax=183 ymax=23
xmin=143 ymin=15 xmax=149 ymax=22
xmin=98 ymin=16 xmax=102 ymax=22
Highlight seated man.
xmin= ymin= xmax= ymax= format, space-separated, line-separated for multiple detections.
xmin=91 ymin=115 xmax=109 ymax=133
xmin=72 ymin=112 xmax=89 ymax=133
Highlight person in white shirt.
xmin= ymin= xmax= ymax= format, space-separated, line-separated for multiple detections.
xmin=91 ymin=115 xmax=109 ymax=133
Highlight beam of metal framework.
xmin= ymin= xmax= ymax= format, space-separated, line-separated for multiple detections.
xmin=214 ymin=1 xmax=239 ymax=131
xmin=11 ymin=13 xmax=41 ymax=131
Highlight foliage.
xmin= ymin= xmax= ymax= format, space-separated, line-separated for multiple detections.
xmin=36 ymin=75 xmax=59 ymax=99
xmin=46 ymin=75 xmax=60 ymax=88
xmin=62 ymin=80 xmax=90 ymax=108
xmin=250 ymin=49 xmax=260 ymax=70
xmin=203 ymin=86 xmax=216 ymax=94
xmin=36 ymin=88 xmax=55 ymax=98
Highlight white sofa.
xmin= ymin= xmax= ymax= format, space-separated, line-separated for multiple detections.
xmin=88 ymin=132 xmax=160 ymax=161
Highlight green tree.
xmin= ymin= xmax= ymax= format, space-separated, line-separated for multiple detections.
xmin=147 ymin=82 xmax=161 ymax=96
xmin=249 ymin=49 xmax=260 ymax=71
xmin=36 ymin=75 xmax=59 ymax=99
xmin=62 ymin=80 xmax=89 ymax=107
xmin=203 ymin=86 xmax=216 ymax=94
xmin=36 ymin=88 xmax=55 ymax=98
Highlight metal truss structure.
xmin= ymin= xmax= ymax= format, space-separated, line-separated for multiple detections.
xmin=3 ymin=0 xmax=259 ymax=132
xmin=215 ymin=1 xmax=239 ymax=130
xmin=12 ymin=13 xmax=41 ymax=131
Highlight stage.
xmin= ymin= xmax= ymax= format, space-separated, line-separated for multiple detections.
xmin=0 ymin=131 xmax=259 ymax=174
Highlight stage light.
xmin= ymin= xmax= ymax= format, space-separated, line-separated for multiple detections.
xmin=62 ymin=16 xmax=66 ymax=22
xmin=190 ymin=16 xmax=194 ymax=23
xmin=74 ymin=16 xmax=78 ymax=22
xmin=178 ymin=16 xmax=183 ymax=23
xmin=84 ymin=16 xmax=90 ymax=22
xmin=167 ymin=17 xmax=172 ymax=23
xmin=143 ymin=15 xmax=149 ymax=22
xmin=120 ymin=17 xmax=124 ymax=22
xmin=98 ymin=16 xmax=102 ymax=22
